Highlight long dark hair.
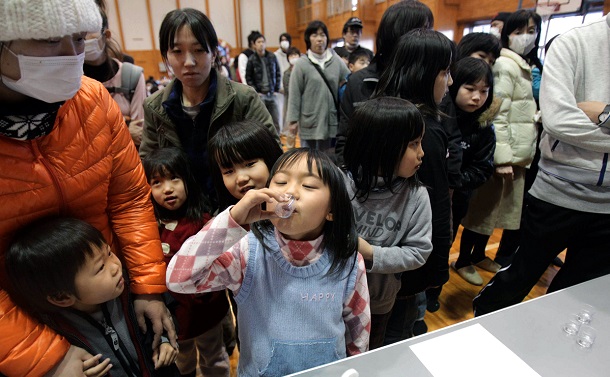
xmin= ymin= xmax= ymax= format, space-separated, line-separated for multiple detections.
xmin=208 ymin=120 xmax=283 ymax=210
xmin=252 ymin=148 xmax=358 ymax=277
xmin=374 ymin=0 xmax=434 ymax=71
xmin=142 ymin=147 xmax=211 ymax=224
xmin=449 ymin=57 xmax=494 ymax=120
xmin=344 ymin=97 xmax=424 ymax=201
xmin=374 ymin=29 xmax=455 ymax=118
xmin=159 ymin=8 xmax=220 ymax=69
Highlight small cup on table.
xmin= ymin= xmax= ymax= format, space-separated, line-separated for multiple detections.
xmin=576 ymin=325 xmax=596 ymax=349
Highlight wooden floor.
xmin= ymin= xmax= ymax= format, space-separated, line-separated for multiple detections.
xmin=227 ymin=226 xmax=564 ymax=376
xmin=426 ymin=226 xmax=563 ymax=332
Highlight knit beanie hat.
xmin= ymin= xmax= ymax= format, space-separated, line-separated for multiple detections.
xmin=0 ymin=0 xmax=102 ymax=42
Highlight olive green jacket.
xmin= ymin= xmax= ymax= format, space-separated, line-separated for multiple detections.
xmin=140 ymin=72 xmax=278 ymax=157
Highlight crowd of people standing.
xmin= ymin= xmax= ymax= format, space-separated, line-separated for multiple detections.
xmin=0 ymin=0 xmax=608 ymax=376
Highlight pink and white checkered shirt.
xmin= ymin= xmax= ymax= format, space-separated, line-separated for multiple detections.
xmin=166 ymin=208 xmax=371 ymax=355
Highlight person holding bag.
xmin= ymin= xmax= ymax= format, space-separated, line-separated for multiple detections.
xmin=286 ymin=20 xmax=350 ymax=154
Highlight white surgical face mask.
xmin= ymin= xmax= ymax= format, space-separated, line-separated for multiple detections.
xmin=1 ymin=46 xmax=84 ymax=103
xmin=289 ymin=57 xmax=299 ymax=65
xmin=280 ymin=40 xmax=290 ymax=50
xmin=509 ymin=33 xmax=537 ymax=56
xmin=489 ymin=27 xmax=501 ymax=40
xmin=84 ymin=36 xmax=105 ymax=62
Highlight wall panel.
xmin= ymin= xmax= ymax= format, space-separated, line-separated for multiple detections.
xmin=240 ymin=0 xmax=262 ymax=47
xmin=263 ymin=0 xmax=288 ymax=44
xmin=150 ymin=0 xmax=178 ymax=48
xmin=180 ymin=0 xmax=207 ymax=13
xmin=117 ymin=0 xmax=154 ymax=50
xmin=209 ymin=0 xmax=238 ymax=48
xmin=106 ymin=1 xmax=123 ymax=48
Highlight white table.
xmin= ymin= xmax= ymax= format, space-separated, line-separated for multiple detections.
xmin=290 ymin=274 xmax=610 ymax=376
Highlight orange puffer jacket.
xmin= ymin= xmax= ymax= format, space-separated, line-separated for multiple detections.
xmin=0 ymin=77 xmax=166 ymax=376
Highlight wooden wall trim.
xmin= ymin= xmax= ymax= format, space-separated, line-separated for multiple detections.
xmin=234 ymin=0 xmax=242 ymax=50
xmin=113 ymin=0 xmax=126 ymax=49
xmin=176 ymin=0 xmax=181 ymax=9
xmin=145 ymin=0 xmax=156 ymax=50
xmin=260 ymin=0 xmax=265 ymax=36
xmin=205 ymin=0 xmax=210 ymax=15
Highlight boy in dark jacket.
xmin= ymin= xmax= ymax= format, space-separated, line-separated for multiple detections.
xmin=246 ymin=32 xmax=282 ymax=134
xmin=5 ymin=217 xmax=179 ymax=377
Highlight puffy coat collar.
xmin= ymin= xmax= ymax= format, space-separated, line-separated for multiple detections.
xmin=478 ymin=97 xmax=503 ymax=127
xmin=500 ymin=47 xmax=532 ymax=72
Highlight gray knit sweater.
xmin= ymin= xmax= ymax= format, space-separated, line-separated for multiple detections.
xmin=286 ymin=50 xmax=349 ymax=140
xmin=345 ymin=174 xmax=433 ymax=314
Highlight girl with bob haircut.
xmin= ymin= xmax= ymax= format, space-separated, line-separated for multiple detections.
xmin=208 ymin=120 xmax=284 ymax=211
xmin=343 ymin=97 xmax=433 ymax=349
xmin=460 ymin=9 xmax=539 ymax=274
xmin=142 ymin=147 xmax=232 ymax=375
xmin=166 ymin=148 xmax=371 ymax=376
xmin=374 ymin=28 xmax=455 ymax=342
xmin=286 ymin=20 xmax=350 ymax=153
xmin=141 ymin=8 xmax=278 ymax=210
xmin=446 ymin=57 xmax=498 ymax=285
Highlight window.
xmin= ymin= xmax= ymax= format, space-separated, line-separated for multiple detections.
xmin=539 ymin=11 xmax=603 ymax=61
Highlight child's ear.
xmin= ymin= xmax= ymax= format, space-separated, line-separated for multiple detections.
xmin=47 ymin=292 xmax=76 ymax=308
xmin=326 ymin=212 xmax=334 ymax=221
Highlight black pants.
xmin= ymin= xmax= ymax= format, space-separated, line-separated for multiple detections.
xmin=473 ymin=196 xmax=610 ymax=316
xmin=369 ymin=311 xmax=393 ymax=350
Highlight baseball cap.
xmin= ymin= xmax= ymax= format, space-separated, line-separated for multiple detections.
xmin=344 ymin=17 xmax=363 ymax=29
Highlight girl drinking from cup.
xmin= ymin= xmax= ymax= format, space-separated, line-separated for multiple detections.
xmin=166 ymin=148 xmax=371 ymax=376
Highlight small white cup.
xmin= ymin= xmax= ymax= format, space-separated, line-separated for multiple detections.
xmin=274 ymin=194 xmax=295 ymax=218
xmin=562 ymin=314 xmax=581 ymax=336
xmin=576 ymin=304 xmax=595 ymax=325
xmin=576 ymin=325 xmax=596 ymax=348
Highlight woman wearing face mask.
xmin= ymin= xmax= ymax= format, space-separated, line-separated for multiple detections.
xmin=0 ymin=0 xmax=178 ymax=375
xmin=84 ymin=5 xmax=147 ymax=148
xmin=459 ymin=10 xmax=539 ymax=277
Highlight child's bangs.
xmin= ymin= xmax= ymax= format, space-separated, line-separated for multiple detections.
xmin=148 ymin=164 xmax=175 ymax=180
xmin=272 ymin=148 xmax=332 ymax=186
xmin=213 ymin=132 xmax=268 ymax=169
xmin=214 ymin=145 xmax=247 ymax=169
xmin=454 ymin=57 xmax=493 ymax=88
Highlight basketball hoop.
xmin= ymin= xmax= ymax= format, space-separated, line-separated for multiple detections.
xmin=536 ymin=0 xmax=582 ymax=16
